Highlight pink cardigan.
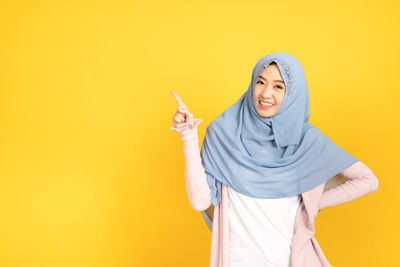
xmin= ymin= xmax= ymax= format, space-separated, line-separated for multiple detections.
xmin=172 ymin=121 xmax=379 ymax=267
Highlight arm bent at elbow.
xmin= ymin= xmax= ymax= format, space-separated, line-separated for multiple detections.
xmin=318 ymin=161 xmax=379 ymax=210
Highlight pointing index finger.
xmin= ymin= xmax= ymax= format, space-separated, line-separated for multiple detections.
xmin=170 ymin=90 xmax=187 ymax=108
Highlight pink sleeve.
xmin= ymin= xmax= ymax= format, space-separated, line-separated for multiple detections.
xmin=171 ymin=120 xmax=212 ymax=211
xmin=318 ymin=161 xmax=379 ymax=210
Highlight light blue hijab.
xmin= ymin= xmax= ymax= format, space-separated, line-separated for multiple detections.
xmin=200 ymin=52 xmax=359 ymax=208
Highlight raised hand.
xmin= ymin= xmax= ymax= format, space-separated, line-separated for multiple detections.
xmin=170 ymin=90 xmax=211 ymax=211
xmin=171 ymin=90 xmax=201 ymax=131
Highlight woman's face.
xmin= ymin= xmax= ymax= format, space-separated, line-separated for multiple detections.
xmin=253 ymin=63 xmax=286 ymax=117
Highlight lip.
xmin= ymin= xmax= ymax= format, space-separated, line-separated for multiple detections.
xmin=258 ymin=100 xmax=274 ymax=110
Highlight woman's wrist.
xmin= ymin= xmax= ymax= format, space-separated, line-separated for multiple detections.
xmin=180 ymin=127 xmax=199 ymax=143
xmin=170 ymin=119 xmax=203 ymax=143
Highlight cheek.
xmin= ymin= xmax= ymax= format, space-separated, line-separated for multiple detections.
xmin=277 ymin=93 xmax=285 ymax=105
xmin=253 ymin=89 xmax=260 ymax=100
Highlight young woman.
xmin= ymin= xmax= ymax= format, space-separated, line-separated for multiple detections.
xmin=170 ymin=52 xmax=379 ymax=267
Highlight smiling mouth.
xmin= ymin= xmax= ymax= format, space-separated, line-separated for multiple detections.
xmin=259 ymin=100 xmax=274 ymax=110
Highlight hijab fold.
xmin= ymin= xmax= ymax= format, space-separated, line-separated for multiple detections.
xmin=200 ymin=52 xmax=359 ymax=207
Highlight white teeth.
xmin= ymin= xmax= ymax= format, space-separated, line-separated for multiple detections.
xmin=260 ymin=101 xmax=273 ymax=106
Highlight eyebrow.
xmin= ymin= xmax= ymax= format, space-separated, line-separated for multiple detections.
xmin=258 ymin=75 xmax=285 ymax=84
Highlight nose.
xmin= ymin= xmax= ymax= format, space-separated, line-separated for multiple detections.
xmin=260 ymin=85 xmax=274 ymax=99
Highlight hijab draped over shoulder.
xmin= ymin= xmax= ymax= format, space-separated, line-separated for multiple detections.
xmin=200 ymin=52 xmax=359 ymax=207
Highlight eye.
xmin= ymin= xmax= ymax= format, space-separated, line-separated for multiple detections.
xmin=256 ymin=80 xmax=264 ymax=85
xmin=276 ymin=85 xmax=283 ymax=89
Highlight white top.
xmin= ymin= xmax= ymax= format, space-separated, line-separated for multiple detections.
xmin=228 ymin=185 xmax=301 ymax=267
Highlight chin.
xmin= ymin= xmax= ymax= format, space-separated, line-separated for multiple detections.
xmin=257 ymin=109 xmax=274 ymax=118
xmin=258 ymin=112 xmax=272 ymax=118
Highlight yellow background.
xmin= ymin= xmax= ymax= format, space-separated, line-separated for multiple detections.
xmin=0 ymin=0 xmax=398 ymax=266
